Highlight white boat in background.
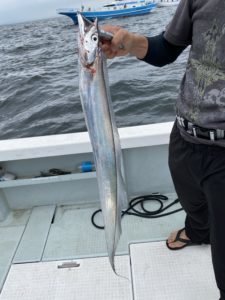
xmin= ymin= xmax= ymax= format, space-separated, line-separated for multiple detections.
xmin=57 ymin=0 xmax=157 ymax=25
xmin=0 ymin=122 xmax=219 ymax=299
xmin=156 ymin=0 xmax=180 ymax=7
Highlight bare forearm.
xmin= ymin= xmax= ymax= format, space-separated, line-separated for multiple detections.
xmin=128 ymin=34 xmax=148 ymax=59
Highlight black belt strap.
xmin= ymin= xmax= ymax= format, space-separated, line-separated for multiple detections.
xmin=176 ymin=115 xmax=225 ymax=141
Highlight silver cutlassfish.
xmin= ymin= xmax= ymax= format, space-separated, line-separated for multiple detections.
xmin=77 ymin=13 xmax=128 ymax=273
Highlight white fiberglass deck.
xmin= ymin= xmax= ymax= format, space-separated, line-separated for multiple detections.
xmin=0 ymin=122 xmax=219 ymax=299
xmin=0 ymin=198 xmax=219 ymax=299
xmin=0 ymin=256 xmax=132 ymax=300
xmin=0 ymin=241 xmax=219 ymax=300
xmin=131 ymin=241 xmax=219 ymax=300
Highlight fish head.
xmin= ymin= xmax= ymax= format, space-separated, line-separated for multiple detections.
xmin=78 ymin=13 xmax=99 ymax=68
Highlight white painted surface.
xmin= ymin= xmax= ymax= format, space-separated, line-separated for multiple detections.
xmin=0 ymin=209 xmax=30 ymax=290
xmin=130 ymin=241 xmax=219 ymax=300
xmin=13 ymin=206 xmax=56 ymax=264
xmin=0 ymin=226 xmax=26 ymax=292
xmin=0 ymin=123 xmax=173 ymax=162
xmin=0 ymin=256 xmax=132 ymax=300
xmin=1 ymin=241 xmax=220 ymax=300
xmin=42 ymin=194 xmax=184 ymax=261
xmin=0 ymin=172 xmax=96 ymax=188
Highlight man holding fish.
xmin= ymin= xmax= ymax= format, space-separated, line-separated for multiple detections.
xmin=101 ymin=0 xmax=225 ymax=299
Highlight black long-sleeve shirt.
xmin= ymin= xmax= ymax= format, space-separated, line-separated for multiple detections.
xmin=141 ymin=33 xmax=186 ymax=67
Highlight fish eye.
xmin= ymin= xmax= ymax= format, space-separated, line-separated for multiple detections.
xmin=91 ymin=34 xmax=98 ymax=43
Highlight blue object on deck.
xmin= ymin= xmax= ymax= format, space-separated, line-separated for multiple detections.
xmin=57 ymin=0 xmax=157 ymax=25
xmin=78 ymin=161 xmax=95 ymax=173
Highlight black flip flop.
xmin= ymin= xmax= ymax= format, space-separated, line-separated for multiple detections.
xmin=166 ymin=228 xmax=201 ymax=251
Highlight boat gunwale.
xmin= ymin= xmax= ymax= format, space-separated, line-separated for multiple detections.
xmin=0 ymin=122 xmax=173 ymax=162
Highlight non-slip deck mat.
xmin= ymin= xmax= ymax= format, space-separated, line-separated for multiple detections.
xmin=0 ymin=226 xmax=25 ymax=292
xmin=0 ymin=255 xmax=132 ymax=300
xmin=43 ymin=193 xmax=185 ymax=260
xmin=130 ymin=241 xmax=220 ymax=300
xmin=13 ymin=205 xmax=56 ymax=263
xmin=0 ymin=209 xmax=30 ymax=291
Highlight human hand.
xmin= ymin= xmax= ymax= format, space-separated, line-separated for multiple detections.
xmin=100 ymin=25 xmax=134 ymax=59
xmin=100 ymin=25 xmax=148 ymax=60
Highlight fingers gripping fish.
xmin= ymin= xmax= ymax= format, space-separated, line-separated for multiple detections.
xmin=77 ymin=13 xmax=128 ymax=274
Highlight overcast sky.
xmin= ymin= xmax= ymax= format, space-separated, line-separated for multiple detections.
xmin=0 ymin=0 xmax=105 ymax=25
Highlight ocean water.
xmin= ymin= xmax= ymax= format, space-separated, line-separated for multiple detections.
xmin=0 ymin=6 xmax=189 ymax=140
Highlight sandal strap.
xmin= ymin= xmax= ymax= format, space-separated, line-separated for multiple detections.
xmin=174 ymin=228 xmax=192 ymax=244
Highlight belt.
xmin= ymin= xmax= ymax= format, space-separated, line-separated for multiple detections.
xmin=176 ymin=115 xmax=225 ymax=141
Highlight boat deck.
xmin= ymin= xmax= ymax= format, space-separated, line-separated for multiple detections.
xmin=0 ymin=124 xmax=219 ymax=299
xmin=0 ymin=193 xmax=219 ymax=299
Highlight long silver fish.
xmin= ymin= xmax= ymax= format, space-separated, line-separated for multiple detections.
xmin=77 ymin=13 xmax=128 ymax=273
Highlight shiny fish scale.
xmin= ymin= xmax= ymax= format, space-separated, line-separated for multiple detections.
xmin=77 ymin=13 xmax=128 ymax=273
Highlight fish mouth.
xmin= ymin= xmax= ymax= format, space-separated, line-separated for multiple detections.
xmin=80 ymin=48 xmax=99 ymax=70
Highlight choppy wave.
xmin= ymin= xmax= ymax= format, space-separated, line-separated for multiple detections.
xmin=0 ymin=7 xmax=188 ymax=140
